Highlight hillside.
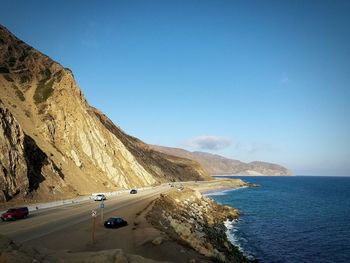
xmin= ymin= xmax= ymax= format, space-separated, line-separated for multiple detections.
xmin=0 ymin=25 xmax=209 ymax=202
xmin=152 ymin=145 xmax=293 ymax=176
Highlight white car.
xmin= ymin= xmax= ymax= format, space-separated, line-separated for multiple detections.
xmin=94 ymin=194 xmax=106 ymax=201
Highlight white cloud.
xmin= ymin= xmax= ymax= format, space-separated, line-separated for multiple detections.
xmin=185 ymin=135 xmax=232 ymax=151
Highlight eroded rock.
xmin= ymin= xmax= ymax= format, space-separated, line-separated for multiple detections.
xmin=147 ymin=188 xmax=251 ymax=263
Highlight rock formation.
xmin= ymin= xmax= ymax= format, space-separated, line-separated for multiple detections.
xmin=0 ymin=25 xmax=209 ymax=202
xmin=152 ymin=145 xmax=293 ymax=176
xmin=147 ymin=188 xmax=251 ymax=263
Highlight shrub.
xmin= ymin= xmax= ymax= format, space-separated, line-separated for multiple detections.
xmin=33 ymin=78 xmax=54 ymax=104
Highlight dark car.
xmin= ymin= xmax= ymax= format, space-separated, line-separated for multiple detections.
xmin=130 ymin=189 xmax=137 ymax=194
xmin=1 ymin=207 xmax=29 ymax=221
xmin=104 ymin=217 xmax=128 ymax=228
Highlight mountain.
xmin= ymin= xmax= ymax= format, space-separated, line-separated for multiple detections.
xmin=0 ymin=25 xmax=210 ymax=202
xmin=152 ymin=145 xmax=293 ymax=176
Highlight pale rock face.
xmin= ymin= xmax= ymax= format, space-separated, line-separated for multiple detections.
xmin=0 ymin=100 xmax=68 ymax=201
xmin=70 ymin=150 xmax=82 ymax=168
xmin=0 ymin=100 xmax=28 ymax=201
xmin=33 ymin=68 xmax=157 ymax=189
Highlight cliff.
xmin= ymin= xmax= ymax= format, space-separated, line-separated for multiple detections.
xmin=152 ymin=145 xmax=293 ymax=176
xmin=0 ymin=25 xmax=209 ymax=202
xmin=147 ymin=187 xmax=251 ymax=263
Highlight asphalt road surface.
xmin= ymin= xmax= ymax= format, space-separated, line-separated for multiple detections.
xmin=0 ymin=185 xmax=170 ymax=252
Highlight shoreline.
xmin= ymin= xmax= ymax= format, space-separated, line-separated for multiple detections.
xmin=0 ymin=178 xmax=255 ymax=263
xmin=146 ymin=178 xmax=255 ymax=262
xmin=203 ymin=186 xmax=249 ymax=197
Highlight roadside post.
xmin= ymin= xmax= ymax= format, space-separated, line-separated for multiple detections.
xmin=100 ymin=201 xmax=105 ymax=224
xmin=91 ymin=209 xmax=97 ymax=243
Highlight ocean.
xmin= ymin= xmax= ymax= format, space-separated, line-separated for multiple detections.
xmin=206 ymin=176 xmax=350 ymax=263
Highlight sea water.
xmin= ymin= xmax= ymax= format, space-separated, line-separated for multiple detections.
xmin=207 ymin=176 xmax=350 ymax=263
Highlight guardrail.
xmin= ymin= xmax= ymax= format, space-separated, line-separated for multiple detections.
xmin=0 ymin=186 xmax=157 ymax=214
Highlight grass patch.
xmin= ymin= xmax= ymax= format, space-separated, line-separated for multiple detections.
xmin=33 ymin=69 xmax=54 ymax=104
xmin=33 ymin=78 xmax=54 ymax=104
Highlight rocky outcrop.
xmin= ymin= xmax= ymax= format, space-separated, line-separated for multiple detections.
xmin=0 ymin=24 xmax=209 ymax=202
xmin=147 ymin=188 xmax=251 ymax=263
xmin=0 ymin=99 xmax=28 ymax=201
xmin=152 ymin=145 xmax=293 ymax=176
xmin=0 ymin=100 xmax=72 ymax=202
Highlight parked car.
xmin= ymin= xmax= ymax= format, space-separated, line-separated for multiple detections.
xmin=104 ymin=217 xmax=128 ymax=228
xmin=94 ymin=194 xmax=106 ymax=201
xmin=1 ymin=207 xmax=29 ymax=221
xmin=130 ymin=189 xmax=138 ymax=194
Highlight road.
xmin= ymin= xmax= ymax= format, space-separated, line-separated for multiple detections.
xmin=0 ymin=185 xmax=170 ymax=253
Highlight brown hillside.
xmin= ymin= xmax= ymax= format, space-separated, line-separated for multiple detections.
xmin=0 ymin=25 xmax=209 ymax=202
xmin=152 ymin=145 xmax=293 ymax=176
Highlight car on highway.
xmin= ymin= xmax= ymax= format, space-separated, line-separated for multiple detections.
xmin=129 ymin=189 xmax=138 ymax=194
xmin=1 ymin=207 xmax=29 ymax=221
xmin=104 ymin=217 xmax=128 ymax=228
xmin=93 ymin=194 xmax=107 ymax=201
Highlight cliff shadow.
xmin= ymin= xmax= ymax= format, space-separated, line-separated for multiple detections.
xmin=23 ymin=135 xmax=46 ymax=191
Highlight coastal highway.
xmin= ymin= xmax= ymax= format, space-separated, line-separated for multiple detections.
xmin=0 ymin=185 xmax=171 ymax=252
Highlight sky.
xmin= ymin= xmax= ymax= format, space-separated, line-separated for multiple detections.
xmin=1 ymin=0 xmax=349 ymax=175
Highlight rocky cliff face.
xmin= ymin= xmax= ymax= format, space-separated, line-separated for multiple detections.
xmin=0 ymin=25 xmax=209 ymax=202
xmin=152 ymin=145 xmax=293 ymax=176
xmin=147 ymin=188 xmax=250 ymax=263
xmin=0 ymin=100 xmax=71 ymax=202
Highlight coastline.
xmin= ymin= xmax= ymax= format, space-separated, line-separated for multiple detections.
xmin=203 ymin=186 xmax=249 ymax=197
xmin=0 ymin=179 xmax=255 ymax=263
xmin=145 ymin=178 xmax=255 ymax=263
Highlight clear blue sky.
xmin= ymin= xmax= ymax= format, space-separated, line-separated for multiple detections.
xmin=1 ymin=0 xmax=349 ymax=175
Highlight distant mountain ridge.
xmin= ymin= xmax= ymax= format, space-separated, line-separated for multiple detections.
xmin=152 ymin=145 xmax=293 ymax=176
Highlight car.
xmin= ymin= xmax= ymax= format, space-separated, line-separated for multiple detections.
xmin=94 ymin=194 xmax=107 ymax=201
xmin=1 ymin=207 xmax=29 ymax=221
xmin=104 ymin=217 xmax=128 ymax=228
xmin=130 ymin=189 xmax=137 ymax=194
